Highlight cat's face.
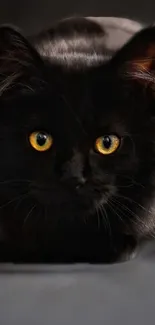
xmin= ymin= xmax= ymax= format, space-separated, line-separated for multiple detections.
xmin=0 ymin=22 xmax=155 ymax=263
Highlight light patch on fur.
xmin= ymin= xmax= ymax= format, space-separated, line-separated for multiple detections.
xmin=38 ymin=38 xmax=106 ymax=68
xmin=36 ymin=36 xmax=109 ymax=68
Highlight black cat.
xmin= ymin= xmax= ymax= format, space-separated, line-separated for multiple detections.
xmin=0 ymin=16 xmax=154 ymax=263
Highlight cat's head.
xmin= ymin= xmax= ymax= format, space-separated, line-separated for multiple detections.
xmin=0 ymin=20 xmax=155 ymax=262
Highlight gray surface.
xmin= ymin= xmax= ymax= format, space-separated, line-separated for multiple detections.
xmin=0 ymin=241 xmax=155 ymax=325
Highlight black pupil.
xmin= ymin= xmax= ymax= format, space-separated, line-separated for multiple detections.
xmin=36 ymin=133 xmax=47 ymax=146
xmin=103 ymin=136 xmax=112 ymax=149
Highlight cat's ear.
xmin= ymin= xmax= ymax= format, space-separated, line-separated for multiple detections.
xmin=113 ymin=26 xmax=155 ymax=85
xmin=0 ymin=25 xmax=42 ymax=96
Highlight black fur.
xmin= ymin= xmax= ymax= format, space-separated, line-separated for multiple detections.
xmin=0 ymin=17 xmax=154 ymax=263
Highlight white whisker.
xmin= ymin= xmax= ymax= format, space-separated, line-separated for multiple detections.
xmin=23 ymin=205 xmax=36 ymax=226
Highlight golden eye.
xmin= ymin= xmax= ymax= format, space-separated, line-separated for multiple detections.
xmin=95 ymin=135 xmax=120 ymax=155
xmin=29 ymin=131 xmax=53 ymax=152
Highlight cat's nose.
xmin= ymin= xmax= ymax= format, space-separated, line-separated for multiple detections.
xmin=64 ymin=177 xmax=86 ymax=191
xmin=75 ymin=177 xmax=86 ymax=190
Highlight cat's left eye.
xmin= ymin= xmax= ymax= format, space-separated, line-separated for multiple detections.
xmin=95 ymin=135 xmax=120 ymax=155
xmin=29 ymin=131 xmax=53 ymax=152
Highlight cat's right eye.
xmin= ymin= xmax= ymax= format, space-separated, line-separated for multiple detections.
xmin=95 ymin=134 xmax=120 ymax=155
xmin=29 ymin=131 xmax=53 ymax=152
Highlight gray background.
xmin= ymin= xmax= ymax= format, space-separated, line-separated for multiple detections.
xmin=0 ymin=0 xmax=153 ymax=34
xmin=0 ymin=241 xmax=155 ymax=325
xmin=0 ymin=1 xmax=155 ymax=324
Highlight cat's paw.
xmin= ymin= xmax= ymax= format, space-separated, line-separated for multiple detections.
xmin=110 ymin=236 xmax=138 ymax=263
xmin=118 ymin=245 xmax=138 ymax=262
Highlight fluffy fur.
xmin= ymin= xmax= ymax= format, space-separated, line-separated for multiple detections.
xmin=0 ymin=17 xmax=154 ymax=263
